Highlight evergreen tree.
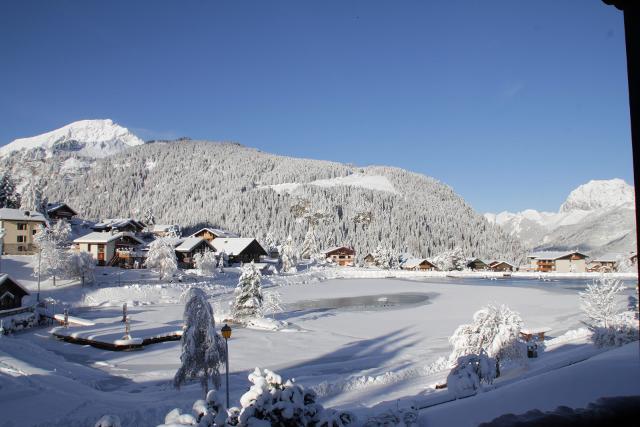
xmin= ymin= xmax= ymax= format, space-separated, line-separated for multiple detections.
xmin=300 ymin=223 xmax=320 ymax=260
xmin=280 ymin=235 xmax=297 ymax=273
xmin=0 ymin=173 xmax=20 ymax=208
xmin=20 ymin=179 xmax=48 ymax=215
xmin=232 ymin=261 xmax=263 ymax=319
xmin=174 ymin=287 xmax=226 ymax=397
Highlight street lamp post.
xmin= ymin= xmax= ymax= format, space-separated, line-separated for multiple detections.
xmin=221 ymin=323 xmax=232 ymax=408
xmin=0 ymin=227 xmax=5 ymax=273
xmin=37 ymin=248 xmax=42 ymax=302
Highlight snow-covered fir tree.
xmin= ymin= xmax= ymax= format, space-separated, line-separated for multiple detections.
xmin=193 ymin=250 xmax=217 ymax=277
xmin=232 ymin=262 xmax=263 ymax=319
xmin=217 ymin=250 xmax=226 ymax=273
xmin=0 ymin=172 xmax=20 ymax=208
xmin=145 ymin=238 xmax=178 ymax=280
xmin=143 ymin=207 xmax=155 ymax=227
xmin=371 ymin=244 xmax=397 ymax=269
xmin=65 ymin=251 xmax=95 ymax=287
xmin=433 ymin=247 xmax=467 ymax=271
xmin=174 ymin=287 xmax=226 ymax=397
xmin=580 ymin=276 xmax=626 ymax=328
xmin=300 ymin=223 xmax=320 ymax=260
xmin=263 ymin=231 xmax=279 ymax=257
xmin=449 ymin=304 xmax=524 ymax=364
xmin=280 ymin=234 xmax=297 ymax=273
xmin=20 ymin=178 xmax=47 ymax=215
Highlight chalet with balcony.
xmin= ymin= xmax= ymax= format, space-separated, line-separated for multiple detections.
xmin=467 ymin=258 xmax=491 ymax=271
xmin=588 ymin=254 xmax=619 ymax=273
xmin=489 ymin=260 xmax=516 ymax=272
xmin=0 ymin=208 xmax=47 ymax=255
xmin=73 ymin=232 xmax=144 ymax=266
xmin=322 ymin=246 xmax=356 ymax=266
xmin=0 ymin=274 xmax=30 ymax=311
xmin=211 ymin=237 xmax=267 ymax=264
xmin=527 ymin=250 xmax=588 ymax=273
xmin=46 ymin=203 xmax=78 ymax=222
xmin=174 ymin=237 xmax=215 ymax=268
xmin=401 ymin=258 xmax=437 ymax=271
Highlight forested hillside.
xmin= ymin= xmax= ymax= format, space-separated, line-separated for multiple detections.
xmin=39 ymin=140 xmax=523 ymax=262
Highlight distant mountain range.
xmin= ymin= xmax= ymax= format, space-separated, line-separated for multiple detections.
xmin=0 ymin=119 xmax=522 ymax=262
xmin=485 ymin=179 xmax=636 ymax=257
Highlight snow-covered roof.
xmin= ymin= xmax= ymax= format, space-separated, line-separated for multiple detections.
xmin=189 ymin=227 xmax=239 ymax=238
xmin=150 ymin=224 xmax=177 ymax=233
xmin=591 ymin=253 xmax=621 ymax=263
xmin=321 ymin=246 xmax=355 ymax=255
xmin=527 ymin=250 xmax=588 ymax=260
xmin=490 ymin=260 xmax=515 ymax=267
xmin=0 ymin=208 xmax=47 ymax=222
xmin=92 ymin=218 xmax=145 ymax=231
xmin=402 ymin=258 xmax=435 ymax=268
xmin=73 ymin=231 xmax=144 ymax=244
xmin=175 ymin=237 xmax=214 ymax=253
xmin=46 ymin=202 xmax=78 ymax=216
xmin=0 ymin=274 xmax=30 ymax=295
xmin=212 ymin=238 xmax=264 ymax=255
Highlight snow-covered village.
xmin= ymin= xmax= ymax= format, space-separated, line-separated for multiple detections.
xmin=1 ymin=2 xmax=640 ymax=427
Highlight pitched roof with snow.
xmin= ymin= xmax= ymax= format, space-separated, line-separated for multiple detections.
xmin=92 ymin=218 xmax=145 ymax=231
xmin=321 ymin=246 xmax=355 ymax=255
xmin=46 ymin=202 xmax=78 ymax=216
xmin=527 ymin=250 xmax=589 ymax=260
xmin=189 ymin=227 xmax=239 ymax=238
xmin=150 ymin=224 xmax=177 ymax=233
xmin=0 ymin=274 xmax=30 ymax=295
xmin=212 ymin=238 xmax=265 ymax=255
xmin=0 ymin=208 xmax=47 ymax=222
xmin=73 ymin=231 xmax=144 ymax=244
xmin=591 ymin=253 xmax=621 ymax=263
xmin=402 ymin=258 xmax=435 ymax=268
xmin=175 ymin=237 xmax=214 ymax=253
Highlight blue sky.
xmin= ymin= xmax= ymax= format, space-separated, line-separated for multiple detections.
xmin=0 ymin=0 xmax=632 ymax=213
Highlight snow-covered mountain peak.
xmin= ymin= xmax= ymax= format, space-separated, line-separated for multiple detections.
xmin=559 ymin=179 xmax=634 ymax=213
xmin=0 ymin=119 xmax=144 ymax=158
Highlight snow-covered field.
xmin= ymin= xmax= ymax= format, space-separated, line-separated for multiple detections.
xmin=0 ymin=255 xmax=638 ymax=426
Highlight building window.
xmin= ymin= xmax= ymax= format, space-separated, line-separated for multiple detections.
xmin=32 ymin=229 xmax=37 ymax=235
xmin=17 ymin=223 xmax=27 ymax=230
xmin=17 ymin=235 xmax=25 ymax=243
xmin=17 ymin=246 xmax=25 ymax=252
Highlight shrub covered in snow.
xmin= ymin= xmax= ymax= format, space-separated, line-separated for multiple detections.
xmin=160 ymin=368 xmax=356 ymax=426
xmin=446 ymin=351 xmax=497 ymax=399
xmin=174 ymin=287 xmax=226 ymax=396
xmin=232 ymin=262 xmax=263 ymax=319
xmin=0 ymin=311 xmax=39 ymax=334
xmin=590 ymin=312 xmax=639 ymax=348
xmin=363 ymin=405 xmax=418 ymax=426
xmin=146 ymin=238 xmax=179 ymax=280
xmin=94 ymin=415 xmax=122 ymax=427
xmin=449 ymin=304 xmax=525 ymax=364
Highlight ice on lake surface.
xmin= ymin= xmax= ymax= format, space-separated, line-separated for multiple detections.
xmin=286 ymin=292 xmax=436 ymax=312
